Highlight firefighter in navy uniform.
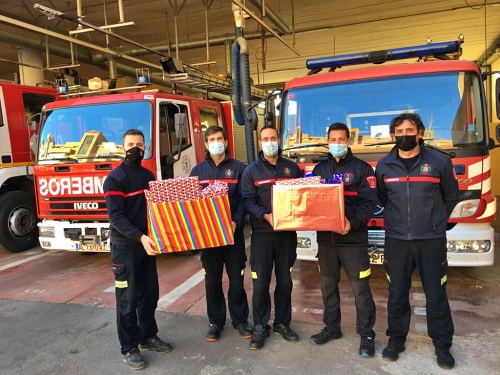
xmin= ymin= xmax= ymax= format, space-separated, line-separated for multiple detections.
xmin=376 ymin=113 xmax=459 ymax=369
xmin=103 ymin=129 xmax=172 ymax=370
xmin=241 ymin=126 xmax=302 ymax=350
xmin=189 ymin=126 xmax=252 ymax=342
xmin=309 ymin=122 xmax=378 ymax=357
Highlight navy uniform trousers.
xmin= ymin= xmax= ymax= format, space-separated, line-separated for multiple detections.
xmin=250 ymin=231 xmax=297 ymax=327
xmin=201 ymin=227 xmax=249 ymax=326
xmin=318 ymin=244 xmax=376 ymax=337
xmin=384 ymin=236 xmax=454 ymax=348
xmin=111 ymin=241 xmax=159 ymax=354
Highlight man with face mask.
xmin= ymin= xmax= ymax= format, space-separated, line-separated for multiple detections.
xmin=241 ymin=126 xmax=302 ymax=350
xmin=375 ymin=113 xmax=459 ymax=369
xmin=309 ymin=122 xmax=378 ymax=357
xmin=189 ymin=126 xmax=252 ymax=342
xmin=104 ymin=129 xmax=172 ymax=370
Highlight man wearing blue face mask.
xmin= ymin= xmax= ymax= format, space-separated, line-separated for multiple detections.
xmin=310 ymin=122 xmax=378 ymax=358
xmin=189 ymin=126 xmax=252 ymax=343
xmin=376 ymin=113 xmax=458 ymax=369
xmin=241 ymin=126 xmax=302 ymax=350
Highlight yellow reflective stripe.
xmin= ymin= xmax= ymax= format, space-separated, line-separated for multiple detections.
xmin=441 ymin=274 xmax=447 ymax=285
xmin=289 ymin=267 xmax=293 ymax=273
xmin=202 ymin=268 xmax=206 ymax=275
xmin=386 ymin=273 xmax=391 ymax=283
xmin=115 ymin=280 xmax=128 ymax=288
xmin=318 ymin=265 xmax=321 ymax=273
xmin=251 ymin=271 xmax=257 ymax=279
xmin=241 ymin=269 xmax=245 ymax=276
xmin=359 ymin=268 xmax=371 ymax=279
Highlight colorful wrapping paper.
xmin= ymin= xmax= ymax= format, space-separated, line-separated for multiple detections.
xmin=272 ymin=184 xmax=345 ymax=232
xmin=147 ymin=195 xmax=234 ymax=253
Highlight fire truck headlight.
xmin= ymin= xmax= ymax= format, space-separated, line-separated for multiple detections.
xmin=100 ymin=228 xmax=110 ymax=241
xmin=39 ymin=226 xmax=55 ymax=238
xmin=449 ymin=199 xmax=479 ymax=218
xmin=447 ymin=240 xmax=491 ymax=253
xmin=297 ymin=236 xmax=311 ymax=248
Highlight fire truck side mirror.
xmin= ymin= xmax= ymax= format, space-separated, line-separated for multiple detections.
xmin=496 ymin=77 xmax=500 ymax=120
xmin=27 ymin=113 xmax=41 ymax=132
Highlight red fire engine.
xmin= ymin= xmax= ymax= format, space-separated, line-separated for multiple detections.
xmin=279 ymin=36 xmax=499 ymax=266
xmin=0 ymin=82 xmax=56 ymax=252
xmin=35 ymin=89 xmax=235 ymax=252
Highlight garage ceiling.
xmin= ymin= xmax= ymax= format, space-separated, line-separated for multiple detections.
xmin=0 ymin=0 xmax=499 ymax=92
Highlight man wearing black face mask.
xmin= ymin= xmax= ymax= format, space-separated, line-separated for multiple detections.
xmin=375 ymin=113 xmax=459 ymax=370
xmin=104 ymin=129 xmax=172 ymax=370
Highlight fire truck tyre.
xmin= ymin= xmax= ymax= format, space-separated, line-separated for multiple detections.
xmin=0 ymin=191 xmax=39 ymax=253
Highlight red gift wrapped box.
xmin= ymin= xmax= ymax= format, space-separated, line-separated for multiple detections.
xmin=272 ymin=184 xmax=345 ymax=232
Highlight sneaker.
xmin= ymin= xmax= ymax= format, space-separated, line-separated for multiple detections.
xmin=382 ymin=338 xmax=405 ymax=361
xmin=206 ymin=324 xmax=224 ymax=342
xmin=435 ymin=346 xmax=455 ymax=369
xmin=138 ymin=335 xmax=173 ymax=353
xmin=310 ymin=328 xmax=342 ymax=345
xmin=359 ymin=336 xmax=375 ymax=357
xmin=122 ymin=348 xmax=147 ymax=370
xmin=233 ymin=322 xmax=254 ymax=339
xmin=273 ymin=323 xmax=299 ymax=343
xmin=249 ymin=325 xmax=270 ymax=350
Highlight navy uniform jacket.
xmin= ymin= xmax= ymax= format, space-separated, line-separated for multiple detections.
xmin=312 ymin=148 xmax=378 ymax=247
xmin=190 ymin=151 xmax=246 ymax=228
xmin=241 ymin=150 xmax=302 ymax=232
xmin=103 ymin=161 xmax=155 ymax=245
xmin=375 ymin=145 xmax=459 ymax=240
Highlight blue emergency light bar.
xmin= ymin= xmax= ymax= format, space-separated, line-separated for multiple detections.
xmin=306 ymin=38 xmax=463 ymax=71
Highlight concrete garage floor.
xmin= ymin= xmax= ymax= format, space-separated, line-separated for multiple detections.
xmin=0 ymin=225 xmax=499 ymax=374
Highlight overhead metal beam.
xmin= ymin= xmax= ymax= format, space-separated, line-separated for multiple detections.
xmin=0 ymin=14 xmax=163 ymax=71
xmin=231 ymin=0 xmax=300 ymax=56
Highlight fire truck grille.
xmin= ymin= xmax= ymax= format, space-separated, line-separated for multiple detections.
xmin=43 ymin=196 xmax=108 ymax=216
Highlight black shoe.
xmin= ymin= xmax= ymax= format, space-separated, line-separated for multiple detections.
xmin=382 ymin=338 xmax=405 ymax=361
xmin=122 ymin=348 xmax=147 ymax=370
xmin=138 ymin=335 xmax=173 ymax=353
xmin=273 ymin=323 xmax=299 ymax=343
xmin=233 ymin=322 xmax=254 ymax=339
xmin=310 ymin=328 xmax=342 ymax=345
xmin=206 ymin=324 xmax=224 ymax=342
xmin=359 ymin=336 xmax=375 ymax=358
xmin=435 ymin=346 xmax=455 ymax=369
xmin=249 ymin=325 xmax=270 ymax=350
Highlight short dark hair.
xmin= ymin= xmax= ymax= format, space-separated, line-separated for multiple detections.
xmin=260 ymin=126 xmax=278 ymax=138
xmin=204 ymin=125 xmax=227 ymax=142
xmin=123 ymin=129 xmax=145 ymax=141
xmin=327 ymin=122 xmax=350 ymax=139
xmin=390 ymin=113 xmax=425 ymax=134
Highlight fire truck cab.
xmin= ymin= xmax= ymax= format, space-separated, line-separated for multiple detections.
xmin=279 ymin=37 xmax=499 ymax=267
xmin=0 ymin=82 xmax=55 ymax=252
xmin=35 ymin=90 xmax=235 ymax=252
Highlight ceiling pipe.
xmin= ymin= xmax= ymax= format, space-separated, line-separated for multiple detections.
xmin=247 ymin=0 xmax=289 ymax=34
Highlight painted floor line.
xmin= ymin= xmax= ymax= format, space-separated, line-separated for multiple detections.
xmin=103 ymin=285 xmax=115 ymax=293
xmin=0 ymin=253 xmax=50 ymax=271
xmin=157 ymin=269 xmax=205 ymax=309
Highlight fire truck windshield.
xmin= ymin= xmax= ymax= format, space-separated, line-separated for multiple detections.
xmin=281 ymin=71 xmax=485 ymax=157
xmin=37 ymin=101 xmax=153 ymax=164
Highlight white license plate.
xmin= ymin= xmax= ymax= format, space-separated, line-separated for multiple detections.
xmin=370 ymin=253 xmax=384 ymax=265
xmin=79 ymin=243 xmax=107 ymax=252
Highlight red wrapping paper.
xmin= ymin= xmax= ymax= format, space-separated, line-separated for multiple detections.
xmin=272 ymin=184 xmax=345 ymax=232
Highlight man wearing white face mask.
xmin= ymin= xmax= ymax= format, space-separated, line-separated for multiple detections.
xmin=310 ymin=122 xmax=378 ymax=358
xmin=241 ymin=126 xmax=302 ymax=350
xmin=190 ymin=126 xmax=252 ymax=342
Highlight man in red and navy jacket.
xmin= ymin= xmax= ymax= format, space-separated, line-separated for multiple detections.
xmin=309 ymin=122 xmax=378 ymax=358
xmin=103 ymin=129 xmax=172 ymax=370
xmin=241 ymin=126 xmax=302 ymax=350
xmin=189 ymin=125 xmax=252 ymax=343
xmin=376 ymin=113 xmax=459 ymax=369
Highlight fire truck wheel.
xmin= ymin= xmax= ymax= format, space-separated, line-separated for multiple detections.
xmin=0 ymin=191 xmax=39 ymax=253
